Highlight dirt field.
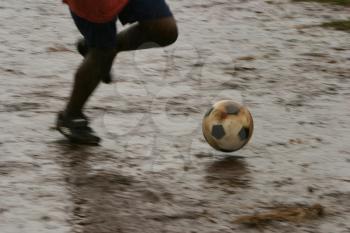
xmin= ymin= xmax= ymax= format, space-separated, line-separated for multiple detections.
xmin=0 ymin=0 xmax=350 ymax=232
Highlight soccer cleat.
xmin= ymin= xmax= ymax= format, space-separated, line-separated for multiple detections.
xmin=76 ymin=38 xmax=113 ymax=84
xmin=56 ymin=112 xmax=101 ymax=145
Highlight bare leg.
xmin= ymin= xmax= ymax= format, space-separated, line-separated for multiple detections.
xmin=64 ymin=17 xmax=178 ymax=116
xmin=64 ymin=48 xmax=116 ymax=116
xmin=116 ymin=17 xmax=178 ymax=52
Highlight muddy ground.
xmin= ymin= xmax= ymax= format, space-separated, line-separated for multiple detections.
xmin=1 ymin=0 xmax=350 ymax=232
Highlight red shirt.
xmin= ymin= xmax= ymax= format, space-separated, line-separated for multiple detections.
xmin=64 ymin=0 xmax=129 ymax=23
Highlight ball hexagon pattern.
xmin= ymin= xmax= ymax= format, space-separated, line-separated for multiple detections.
xmin=202 ymin=100 xmax=254 ymax=152
xmin=211 ymin=124 xmax=226 ymax=140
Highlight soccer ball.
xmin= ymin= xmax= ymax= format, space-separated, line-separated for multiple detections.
xmin=202 ymin=100 xmax=254 ymax=152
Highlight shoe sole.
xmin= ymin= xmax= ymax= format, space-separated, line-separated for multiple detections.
xmin=56 ymin=126 xmax=101 ymax=146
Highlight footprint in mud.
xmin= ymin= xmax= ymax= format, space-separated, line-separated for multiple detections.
xmin=205 ymin=156 xmax=250 ymax=189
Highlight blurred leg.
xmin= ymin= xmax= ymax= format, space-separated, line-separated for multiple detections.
xmin=64 ymin=48 xmax=117 ymax=116
xmin=116 ymin=16 xmax=178 ymax=52
xmin=66 ymin=16 xmax=178 ymax=116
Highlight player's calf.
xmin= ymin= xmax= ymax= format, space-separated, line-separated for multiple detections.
xmin=75 ymin=39 xmax=115 ymax=84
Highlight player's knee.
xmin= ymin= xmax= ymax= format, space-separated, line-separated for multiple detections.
xmin=158 ymin=21 xmax=178 ymax=46
xmin=89 ymin=48 xmax=117 ymax=64
xmin=88 ymin=48 xmax=116 ymax=72
xmin=162 ymin=24 xmax=178 ymax=46
xmin=143 ymin=17 xmax=178 ymax=47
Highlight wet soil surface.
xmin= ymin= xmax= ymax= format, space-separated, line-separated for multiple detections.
xmin=1 ymin=0 xmax=350 ymax=232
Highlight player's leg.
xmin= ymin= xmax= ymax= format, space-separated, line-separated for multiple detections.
xmin=76 ymin=16 xmax=177 ymax=57
xmin=58 ymin=0 xmax=177 ymax=144
xmin=57 ymin=48 xmax=117 ymax=145
xmin=115 ymin=16 xmax=178 ymax=52
xmin=64 ymin=48 xmax=116 ymax=117
xmin=77 ymin=0 xmax=177 ymax=55
xmin=56 ymin=13 xmax=118 ymax=145
xmin=116 ymin=0 xmax=178 ymax=51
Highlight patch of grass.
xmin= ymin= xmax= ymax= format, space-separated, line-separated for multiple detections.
xmin=293 ymin=0 xmax=350 ymax=5
xmin=321 ymin=20 xmax=350 ymax=32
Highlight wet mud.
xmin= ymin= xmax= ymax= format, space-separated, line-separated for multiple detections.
xmin=1 ymin=0 xmax=350 ymax=232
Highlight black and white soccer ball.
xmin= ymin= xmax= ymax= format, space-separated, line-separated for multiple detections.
xmin=202 ymin=100 xmax=254 ymax=152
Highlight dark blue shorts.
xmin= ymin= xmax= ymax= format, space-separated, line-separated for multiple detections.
xmin=71 ymin=0 xmax=173 ymax=48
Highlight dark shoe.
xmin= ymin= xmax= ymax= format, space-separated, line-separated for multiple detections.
xmin=76 ymin=38 xmax=113 ymax=84
xmin=56 ymin=112 xmax=101 ymax=145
